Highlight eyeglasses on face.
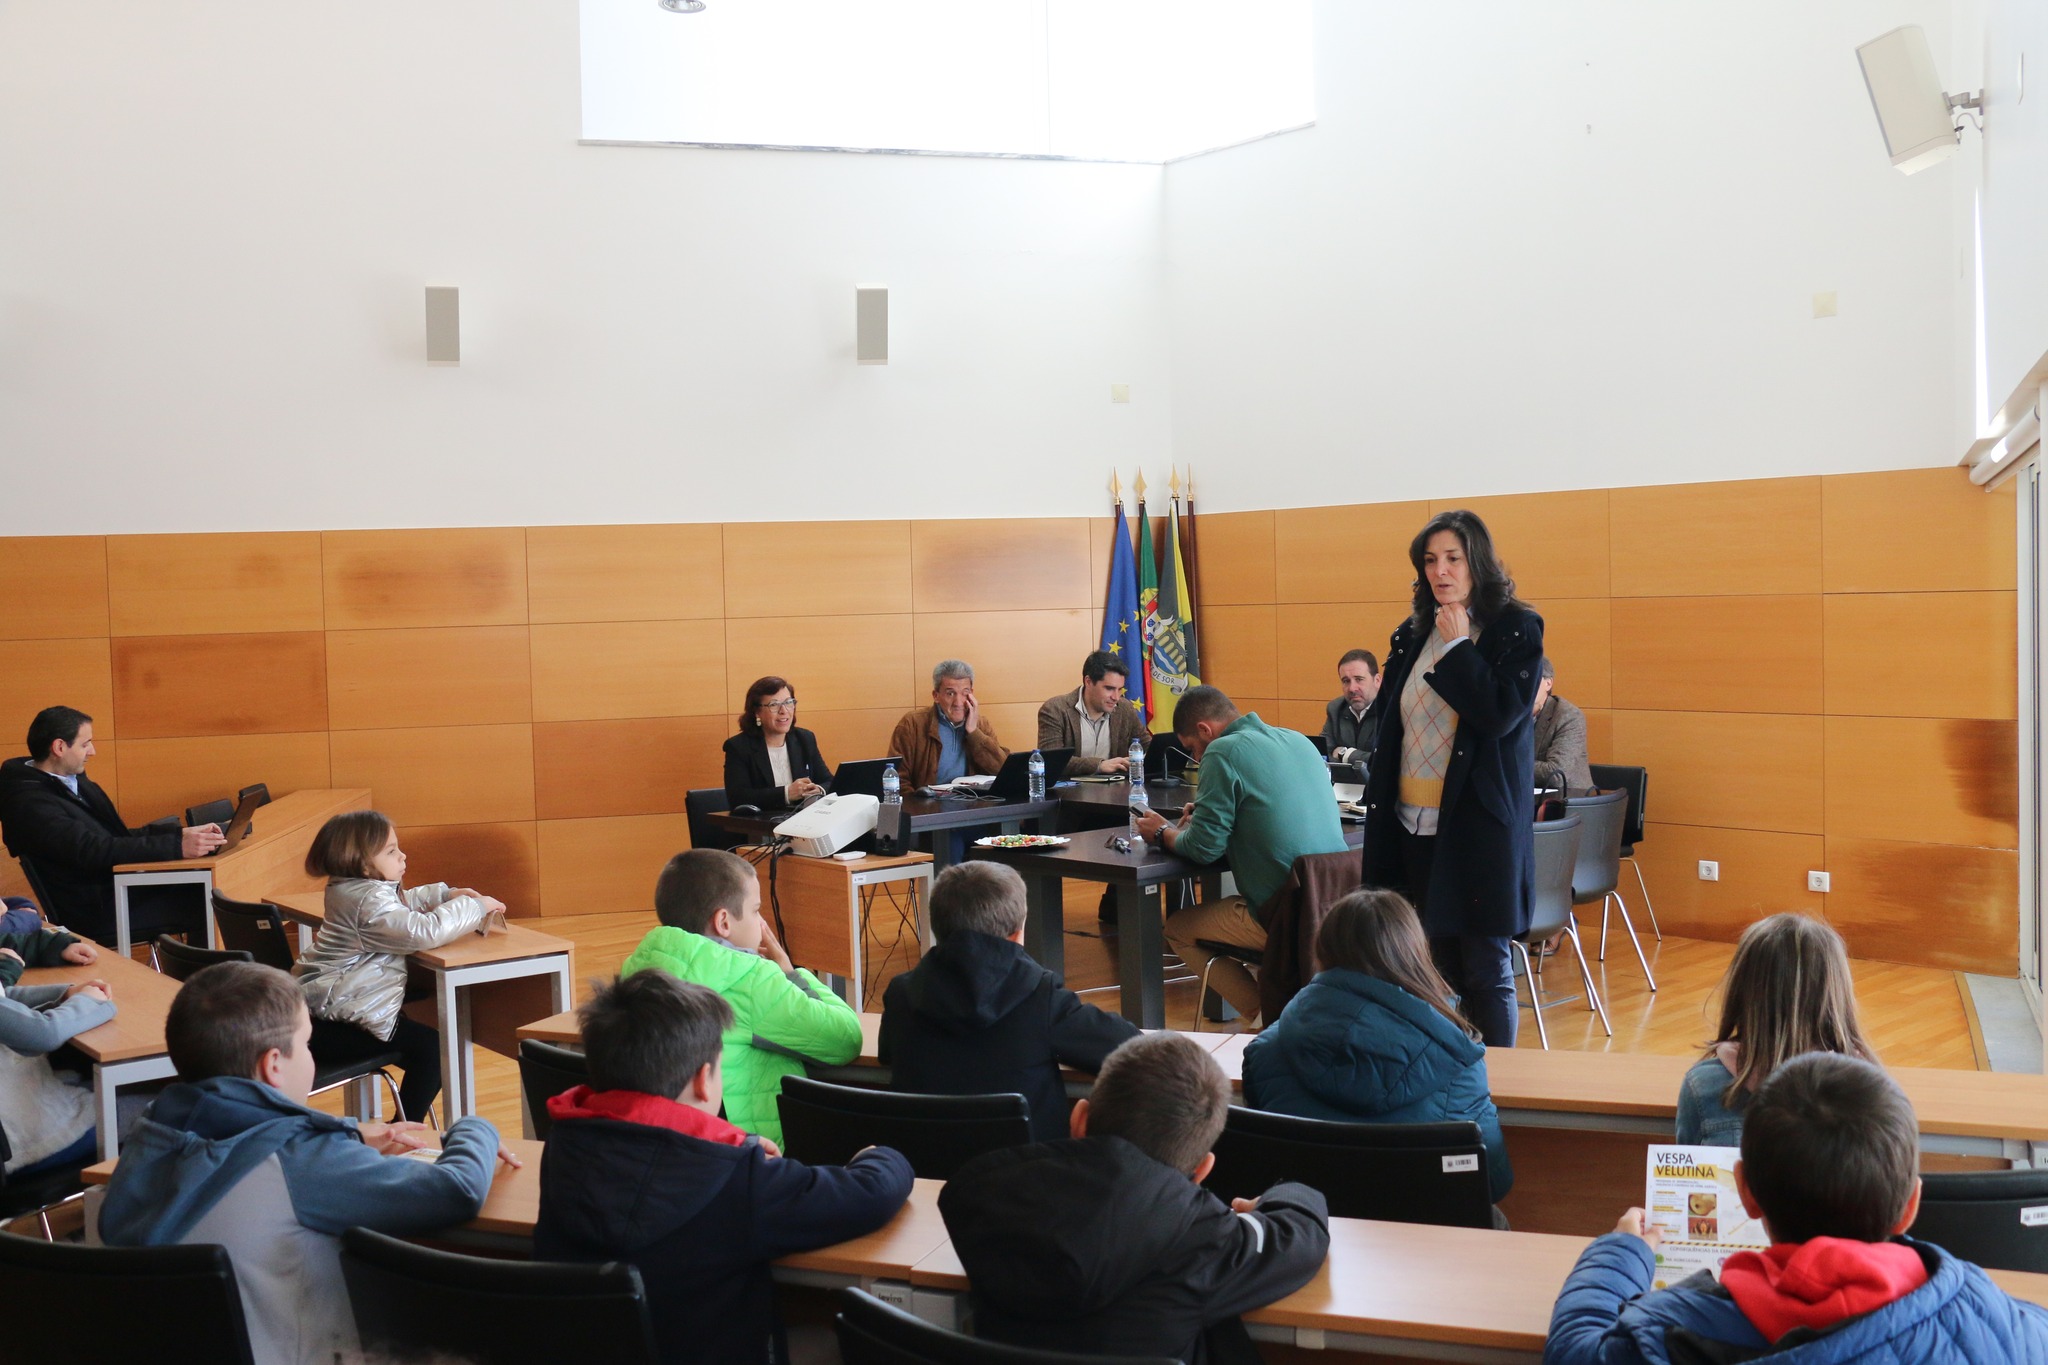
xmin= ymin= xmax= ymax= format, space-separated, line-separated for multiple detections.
xmin=758 ymin=698 xmax=799 ymax=712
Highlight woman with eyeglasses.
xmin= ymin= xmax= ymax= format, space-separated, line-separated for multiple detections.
xmin=724 ymin=676 xmax=834 ymax=809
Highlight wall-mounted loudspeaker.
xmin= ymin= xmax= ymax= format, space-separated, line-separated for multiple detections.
xmin=425 ymin=286 xmax=461 ymax=364
xmin=856 ymin=285 xmax=888 ymax=365
xmin=1856 ymin=25 xmax=1961 ymax=174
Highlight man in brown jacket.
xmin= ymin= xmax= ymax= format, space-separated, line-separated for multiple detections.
xmin=889 ymin=660 xmax=1009 ymax=790
xmin=1037 ymin=651 xmax=1148 ymax=778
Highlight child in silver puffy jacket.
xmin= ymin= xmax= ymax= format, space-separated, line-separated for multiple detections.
xmin=293 ymin=809 xmax=505 ymax=1120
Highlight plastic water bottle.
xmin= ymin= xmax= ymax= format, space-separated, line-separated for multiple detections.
xmin=1128 ymin=772 xmax=1149 ymax=850
xmin=1027 ymin=749 xmax=1046 ymax=802
xmin=1127 ymin=738 xmax=1146 ymax=782
xmin=881 ymin=763 xmax=900 ymax=804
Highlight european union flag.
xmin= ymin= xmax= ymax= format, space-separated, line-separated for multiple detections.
xmin=1100 ymin=501 xmax=1145 ymax=718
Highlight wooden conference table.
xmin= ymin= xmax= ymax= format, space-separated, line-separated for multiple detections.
xmin=87 ymin=1143 xmax=2044 ymax=1364
xmin=22 ymin=949 xmax=180 ymax=1160
xmin=713 ymin=792 xmax=1060 ymax=877
xmin=107 ymin=787 xmax=371 ymax=956
xmin=267 ymin=890 xmax=574 ymax=1124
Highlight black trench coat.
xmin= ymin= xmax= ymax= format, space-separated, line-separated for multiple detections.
xmin=1360 ymin=603 xmax=1544 ymax=940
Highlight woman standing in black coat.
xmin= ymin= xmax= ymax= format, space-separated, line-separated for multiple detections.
xmin=723 ymin=675 xmax=834 ymax=809
xmin=1361 ymin=510 xmax=1543 ymax=1047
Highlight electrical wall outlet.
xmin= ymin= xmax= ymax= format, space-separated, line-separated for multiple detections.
xmin=1808 ymin=870 xmax=1831 ymax=893
xmin=1698 ymin=860 xmax=1720 ymax=882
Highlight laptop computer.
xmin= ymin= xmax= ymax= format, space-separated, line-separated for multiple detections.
xmin=1144 ymin=736 xmax=1193 ymax=782
xmin=989 ymin=748 xmax=1074 ymax=802
xmin=1307 ymin=733 xmax=1332 ymax=756
xmin=214 ymin=789 xmax=266 ymax=853
xmin=831 ymin=757 xmax=904 ymax=800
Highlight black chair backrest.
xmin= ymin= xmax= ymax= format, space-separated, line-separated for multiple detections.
xmin=0 ymin=1231 xmax=255 ymax=1364
xmin=12 ymin=855 xmax=58 ymax=919
xmin=1588 ymin=764 xmax=1647 ymax=848
xmin=1565 ymin=789 xmax=1627 ymax=905
xmin=835 ymin=1287 xmax=1182 ymax=1365
xmin=236 ymin=783 xmax=272 ymax=809
xmin=1204 ymin=1106 xmax=1493 ymax=1227
xmin=778 ymin=1076 xmax=1031 ymax=1179
xmin=1911 ymin=1169 xmax=2048 ymax=1273
xmin=185 ymin=797 xmax=235 ymax=829
xmin=685 ymin=786 xmax=741 ymax=851
xmin=341 ymin=1225 xmax=659 ymax=1365
xmin=1525 ymin=816 xmax=1581 ymax=941
xmin=518 ymin=1038 xmax=591 ymax=1141
xmin=155 ymin=936 xmax=253 ymax=981
xmin=209 ymin=891 xmax=296 ymax=972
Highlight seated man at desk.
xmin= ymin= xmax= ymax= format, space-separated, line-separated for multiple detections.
xmin=889 ymin=659 xmax=1009 ymax=790
xmin=1532 ymin=658 xmax=1592 ymax=793
xmin=1037 ymin=650 xmax=1147 ymax=779
xmin=1136 ymin=687 xmax=1348 ymax=1027
xmin=0 ymin=706 xmax=224 ymax=946
xmin=1321 ymin=648 xmax=1380 ymax=767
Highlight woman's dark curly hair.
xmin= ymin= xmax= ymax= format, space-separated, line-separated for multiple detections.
xmin=1407 ymin=509 xmax=1529 ymax=632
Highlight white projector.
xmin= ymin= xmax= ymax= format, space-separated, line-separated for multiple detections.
xmin=774 ymin=794 xmax=879 ymax=858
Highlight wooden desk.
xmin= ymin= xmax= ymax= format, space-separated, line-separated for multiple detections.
xmin=746 ymin=849 xmax=933 ymax=1008
xmin=108 ymin=788 xmax=370 ymax=956
xmin=24 ymin=949 xmax=181 ymax=1160
xmin=715 ymin=795 xmax=1059 ymax=877
xmin=270 ymin=890 xmax=574 ymax=1124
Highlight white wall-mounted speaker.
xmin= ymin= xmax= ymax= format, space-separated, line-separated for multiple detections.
xmin=425 ymin=286 xmax=461 ymax=364
xmin=856 ymin=285 xmax=888 ymax=365
xmin=1856 ymin=25 xmax=1959 ymax=174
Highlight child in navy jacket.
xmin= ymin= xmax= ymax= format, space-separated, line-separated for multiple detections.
xmin=1545 ymin=1053 xmax=2048 ymax=1365
xmin=536 ymin=970 xmax=914 ymax=1365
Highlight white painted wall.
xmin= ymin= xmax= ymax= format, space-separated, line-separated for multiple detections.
xmin=0 ymin=2 xmax=1170 ymax=533
xmin=0 ymin=1 xmax=1991 ymax=530
xmin=1980 ymin=0 xmax=2048 ymax=410
xmin=1163 ymin=2 xmax=1965 ymax=510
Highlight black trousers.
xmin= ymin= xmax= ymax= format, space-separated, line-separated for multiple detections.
xmin=1399 ymin=828 xmax=1518 ymax=1048
xmin=309 ymin=1015 xmax=442 ymax=1122
xmin=75 ymin=884 xmax=206 ymax=950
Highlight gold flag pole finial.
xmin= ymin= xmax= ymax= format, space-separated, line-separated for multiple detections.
xmin=1134 ymin=469 xmax=1147 ymax=501
xmin=1167 ymin=467 xmax=1182 ymax=501
xmin=1109 ymin=470 xmax=1122 ymax=502
xmin=1183 ymin=466 xmax=1193 ymax=499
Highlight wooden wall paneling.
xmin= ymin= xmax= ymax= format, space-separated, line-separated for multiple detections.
xmin=1192 ymin=511 xmax=1275 ymax=606
xmin=911 ymin=609 xmax=1096 ymax=706
xmin=537 ymin=813 xmax=690 ymax=915
xmin=725 ymin=614 xmax=913 ymax=714
xmin=1608 ymin=711 xmax=1824 ymax=834
xmin=105 ymin=532 xmax=324 ymax=636
xmin=0 ymin=537 xmax=108 ymax=640
xmin=1822 ymin=468 xmax=2018 ymax=593
xmin=801 ymin=709 xmax=910 ymax=767
xmin=525 ymin=524 xmax=726 ymax=624
xmin=1628 ymin=823 xmax=1824 ymax=940
xmin=533 ymin=716 xmax=728 ymax=820
xmin=117 ymin=732 xmax=332 ymax=826
xmin=1273 ymin=603 xmax=1409 ymax=701
xmin=1428 ymin=490 xmax=1612 ymax=599
xmin=1825 ymin=835 xmax=2019 ymax=972
xmin=112 ymin=632 xmax=328 ymax=738
xmin=322 ymin=528 xmax=528 ymax=630
xmin=400 ymin=822 xmax=543 ymax=920
xmin=1200 ymin=605 xmax=1279 ymax=700
xmin=77 ymin=742 xmax=117 ymax=811
xmin=1610 ymin=596 xmax=1823 ymax=714
xmin=1089 ymin=514 xmax=1122 ymax=604
xmin=329 ymin=724 xmax=536 ymax=827
xmin=1823 ymin=592 xmax=2016 ymax=719
xmin=722 ymin=521 xmax=912 ymax=619
xmin=0 ymin=638 xmax=114 ymax=748
xmin=1238 ymin=697 xmax=1327 ymax=735
xmin=529 ymin=620 xmax=726 ymax=722
xmin=1823 ymin=716 xmax=2018 ymax=848
xmin=1582 ymin=708 xmax=1613 ymax=765
xmin=911 ymin=519 xmax=1092 ymax=613
xmin=1273 ymin=502 xmax=1429 ymax=604
xmin=1536 ymin=598 xmax=1612 ymax=710
xmin=1610 ymin=478 xmax=1822 ymax=597
xmin=326 ymin=626 xmax=532 ymax=730
xmin=977 ymin=702 xmax=1047 ymax=758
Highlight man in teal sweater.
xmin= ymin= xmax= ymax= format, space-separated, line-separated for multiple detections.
xmin=621 ymin=848 xmax=863 ymax=1143
xmin=1136 ymin=686 xmax=1347 ymax=1026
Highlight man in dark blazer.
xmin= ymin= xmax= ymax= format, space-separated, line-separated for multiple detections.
xmin=1036 ymin=650 xmax=1148 ymax=779
xmin=0 ymin=705 xmax=223 ymax=945
xmin=1319 ymin=648 xmax=1380 ymax=766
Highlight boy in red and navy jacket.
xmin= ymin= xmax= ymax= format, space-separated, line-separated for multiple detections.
xmin=535 ymin=972 xmax=913 ymax=1365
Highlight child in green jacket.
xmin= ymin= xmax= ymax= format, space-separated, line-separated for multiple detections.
xmin=620 ymin=849 xmax=862 ymax=1143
